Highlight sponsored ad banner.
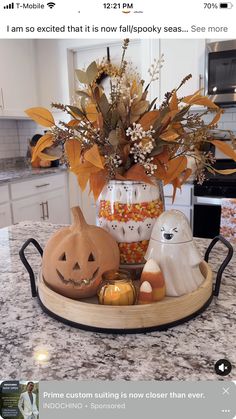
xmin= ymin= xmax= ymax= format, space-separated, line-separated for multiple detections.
xmin=0 ymin=381 xmax=236 ymax=419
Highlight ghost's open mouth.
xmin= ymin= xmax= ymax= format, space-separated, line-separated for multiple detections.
xmin=56 ymin=268 xmax=99 ymax=287
xmin=163 ymin=233 xmax=174 ymax=240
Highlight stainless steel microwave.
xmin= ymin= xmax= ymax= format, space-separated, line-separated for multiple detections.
xmin=206 ymin=40 xmax=236 ymax=106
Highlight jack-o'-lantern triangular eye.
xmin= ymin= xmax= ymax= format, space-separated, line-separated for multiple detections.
xmin=88 ymin=253 xmax=95 ymax=262
xmin=59 ymin=252 xmax=66 ymax=261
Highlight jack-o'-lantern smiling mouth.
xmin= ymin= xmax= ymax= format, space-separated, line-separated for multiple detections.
xmin=56 ymin=267 xmax=99 ymax=287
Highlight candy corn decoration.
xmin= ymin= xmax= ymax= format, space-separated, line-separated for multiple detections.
xmin=138 ymin=281 xmax=153 ymax=304
xmin=141 ymin=259 xmax=166 ymax=301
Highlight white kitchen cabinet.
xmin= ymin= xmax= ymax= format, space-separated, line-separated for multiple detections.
xmin=0 ymin=203 xmax=12 ymax=228
xmin=46 ymin=189 xmax=70 ymax=224
xmin=159 ymin=40 xmax=205 ymax=103
xmin=0 ymin=184 xmax=12 ymax=227
xmin=164 ymin=183 xmax=193 ymax=227
xmin=12 ymin=188 xmax=70 ymax=224
xmin=12 ymin=194 xmax=44 ymax=223
xmin=0 ymin=184 xmax=10 ymax=204
xmin=11 ymin=172 xmax=70 ymax=224
xmin=0 ymin=40 xmax=37 ymax=117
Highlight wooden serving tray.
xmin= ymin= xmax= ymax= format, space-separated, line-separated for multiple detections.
xmin=37 ymin=261 xmax=213 ymax=332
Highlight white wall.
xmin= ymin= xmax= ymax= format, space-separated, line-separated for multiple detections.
xmin=0 ymin=120 xmax=43 ymax=158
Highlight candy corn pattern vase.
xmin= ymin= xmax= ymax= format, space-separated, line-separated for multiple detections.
xmin=97 ymin=180 xmax=164 ymax=266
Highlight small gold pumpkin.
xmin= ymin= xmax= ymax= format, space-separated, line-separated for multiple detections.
xmin=98 ymin=270 xmax=136 ymax=306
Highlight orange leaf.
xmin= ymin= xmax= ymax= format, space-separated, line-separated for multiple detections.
xmin=124 ymin=164 xmax=154 ymax=185
xmin=160 ymin=129 xmax=180 ymax=142
xmin=154 ymin=147 xmax=170 ymax=164
xmin=25 ymin=107 xmax=55 ymax=127
xmin=96 ymin=112 xmax=104 ymax=130
xmin=211 ymin=140 xmax=236 ymax=162
xmin=164 ymin=156 xmax=187 ymax=185
xmin=208 ymin=110 xmax=223 ymax=127
xmin=181 ymin=89 xmax=202 ymax=104
xmin=85 ymin=103 xmax=98 ymax=123
xmin=130 ymin=79 xmax=138 ymax=97
xmin=115 ymin=173 xmax=127 ymax=181
xmin=38 ymin=151 xmax=58 ymax=161
xmin=139 ymin=111 xmax=160 ymax=130
xmin=67 ymin=119 xmax=80 ymax=127
xmin=169 ymin=91 xmax=178 ymax=111
xmin=171 ymin=177 xmax=182 ymax=203
xmin=162 ymin=110 xmax=179 ymax=125
xmin=84 ymin=144 xmax=104 ymax=169
xmin=31 ymin=134 xmax=54 ymax=162
xmin=152 ymin=160 xmax=167 ymax=180
xmin=74 ymin=161 xmax=101 ymax=191
xmin=213 ymin=168 xmax=236 ymax=175
xmin=180 ymin=168 xmax=192 ymax=184
xmin=90 ymin=169 xmax=108 ymax=200
xmin=182 ymin=93 xmax=219 ymax=109
xmin=77 ymin=172 xmax=90 ymax=191
xmin=65 ymin=139 xmax=81 ymax=170
xmin=191 ymin=97 xmax=219 ymax=109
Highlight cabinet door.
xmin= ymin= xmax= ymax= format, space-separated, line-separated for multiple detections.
xmin=0 ymin=203 xmax=12 ymax=228
xmin=0 ymin=40 xmax=37 ymax=117
xmin=160 ymin=40 xmax=205 ymax=102
xmin=12 ymin=195 xmax=44 ymax=224
xmin=44 ymin=189 xmax=70 ymax=224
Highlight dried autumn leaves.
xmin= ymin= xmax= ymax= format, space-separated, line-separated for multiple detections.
xmin=25 ymin=43 xmax=236 ymax=201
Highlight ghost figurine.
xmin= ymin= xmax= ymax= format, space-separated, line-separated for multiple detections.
xmin=145 ymin=210 xmax=204 ymax=297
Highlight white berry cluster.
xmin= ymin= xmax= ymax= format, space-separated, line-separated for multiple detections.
xmin=105 ymin=153 xmax=122 ymax=169
xmin=126 ymin=123 xmax=154 ymax=142
xmin=130 ymin=141 xmax=154 ymax=162
xmin=143 ymin=158 xmax=158 ymax=176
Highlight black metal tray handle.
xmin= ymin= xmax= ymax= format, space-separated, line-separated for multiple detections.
xmin=204 ymin=235 xmax=234 ymax=297
xmin=19 ymin=238 xmax=43 ymax=297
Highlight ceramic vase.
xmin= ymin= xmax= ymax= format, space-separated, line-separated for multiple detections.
xmin=96 ymin=180 xmax=164 ymax=266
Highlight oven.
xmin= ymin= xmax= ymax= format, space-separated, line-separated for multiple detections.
xmin=193 ymin=160 xmax=236 ymax=239
xmin=206 ymin=40 xmax=236 ymax=106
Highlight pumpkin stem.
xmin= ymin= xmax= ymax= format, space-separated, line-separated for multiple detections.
xmin=71 ymin=206 xmax=87 ymax=230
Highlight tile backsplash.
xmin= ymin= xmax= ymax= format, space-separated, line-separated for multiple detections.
xmin=0 ymin=119 xmax=43 ymax=158
xmin=0 ymin=109 xmax=236 ymax=159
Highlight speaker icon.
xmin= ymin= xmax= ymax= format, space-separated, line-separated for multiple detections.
xmin=47 ymin=2 xmax=55 ymax=8
xmin=215 ymin=359 xmax=232 ymax=376
xmin=219 ymin=363 xmax=226 ymax=372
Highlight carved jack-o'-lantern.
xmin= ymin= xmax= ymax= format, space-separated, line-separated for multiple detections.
xmin=42 ymin=206 xmax=120 ymax=299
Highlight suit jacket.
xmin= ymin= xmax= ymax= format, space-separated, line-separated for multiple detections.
xmin=18 ymin=391 xmax=39 ymax=419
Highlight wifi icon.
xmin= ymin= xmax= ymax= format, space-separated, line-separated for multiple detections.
xmin=47 ymin=2 xmax=55 ymax=8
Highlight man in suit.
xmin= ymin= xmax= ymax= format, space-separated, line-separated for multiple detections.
xmin=18 ymin=382 xmax=39 ymax=419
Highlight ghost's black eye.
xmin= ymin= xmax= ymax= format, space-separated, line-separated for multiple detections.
xmin=173 ymin=228 xmax=178 ymax=233
xmin=161 ymin=227 xmax=165 ymax=232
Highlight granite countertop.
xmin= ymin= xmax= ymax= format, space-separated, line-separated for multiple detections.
xmin=0 ymin=165 xmax=67 ymax=184
xmin=0 ymin=222 xmax=235 ymax=381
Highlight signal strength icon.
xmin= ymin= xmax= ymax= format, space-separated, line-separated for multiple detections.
xmin=4 ymin=2 xmax=14 ymax=8
xmin=47 ymin=2 xmax=55 ymax=8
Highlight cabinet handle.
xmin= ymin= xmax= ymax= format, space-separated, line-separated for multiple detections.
xmin=164 ymin=195 xmax=173 ymax=198
xmin=40 ymin=202 xmax=45 ymax=220
xmin=0 ymin=88 xmax=4 ymax=109
xmin=199 ymin=74 xmax=203 ymax=91
xmin=44 ymin=201 xmax=49 ymax=219
xmin=35 ymin=183 xmax=50 ymax=188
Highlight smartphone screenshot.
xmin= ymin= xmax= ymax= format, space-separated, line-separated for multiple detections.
xmin=0 ymin=0 xmax=235 ymax=418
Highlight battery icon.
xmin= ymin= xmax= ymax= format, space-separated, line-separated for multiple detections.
xmin=219 ymin=2 xmax=233 ymax=7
